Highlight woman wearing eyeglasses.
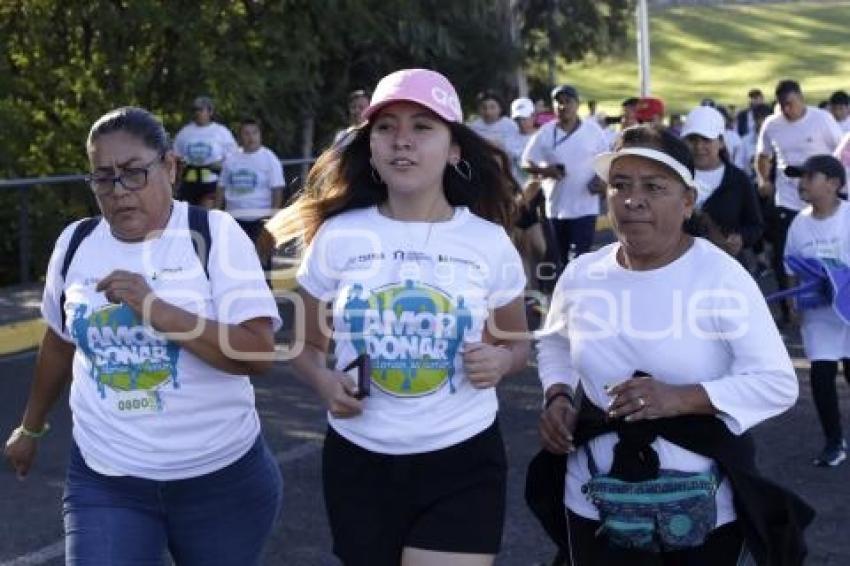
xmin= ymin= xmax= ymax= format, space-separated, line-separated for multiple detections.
xmin=3 ymin=107 xmax=283 ymax=565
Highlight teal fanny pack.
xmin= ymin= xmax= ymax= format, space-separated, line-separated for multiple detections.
xmin=581 ymin=444 xmax=721 ymax=552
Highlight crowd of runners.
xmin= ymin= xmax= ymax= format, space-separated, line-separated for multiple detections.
xmin=3 ymin=67 xmax=850 ymax=565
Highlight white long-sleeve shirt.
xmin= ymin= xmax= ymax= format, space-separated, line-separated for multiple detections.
xmin=537 ymin=238 xmax=798 ymax=524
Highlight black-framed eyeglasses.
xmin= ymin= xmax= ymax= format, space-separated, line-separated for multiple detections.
xmin=86 ymin=155 xmax=163 ymax=196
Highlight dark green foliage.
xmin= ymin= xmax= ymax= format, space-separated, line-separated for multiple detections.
xmin=0 ymin=0 xmax=631 ymax=284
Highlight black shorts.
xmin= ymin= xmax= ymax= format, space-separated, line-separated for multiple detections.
xmin=322 ymin=420 xmax=507 ymax=566
xmin=236 ymin=218 xmax=267 ymax=242
xmin=178 ymin=180 xmax=218 ymax=205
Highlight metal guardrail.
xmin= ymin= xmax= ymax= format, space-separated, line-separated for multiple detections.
xmin=2 ymin=157 xmax=315 ymax=284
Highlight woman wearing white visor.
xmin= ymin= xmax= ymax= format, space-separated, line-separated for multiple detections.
xmin=532 ymin=124 xmax=810 ymax=565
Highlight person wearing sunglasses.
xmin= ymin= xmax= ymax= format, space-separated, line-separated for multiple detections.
xmin=4 ymin=107 xmax=282 ymax=564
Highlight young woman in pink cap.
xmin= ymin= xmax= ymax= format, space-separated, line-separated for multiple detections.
xmin=266 ymin=69 xmax=530 ymax=566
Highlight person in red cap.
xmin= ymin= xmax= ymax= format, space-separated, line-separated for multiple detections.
xmin=265 ymin=68 xmax=530 ymax=566
xmin=634 ymin=96 xmax=665 ymax=125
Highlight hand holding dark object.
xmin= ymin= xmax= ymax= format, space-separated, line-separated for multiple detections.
xmin=539 ymin=385 xmax=578 ymax=454
xmin=315 ymin=368 xmax=363 ymax=419
xmin=343 ymin=354 xmax=371 ymax=400
xmin=606 ymin=371 xmax=714 ymax=422
xmin=95 ymin=270 xmax=154 ymax=315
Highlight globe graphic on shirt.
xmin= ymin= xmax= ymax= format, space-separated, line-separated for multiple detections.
xmin=342 ymin=280 xmax=473 ymax=397
xmin=69 ymin=303 xmax=180 ymax=398
xmin=185 ymin=141 xmax=213 ymax=164
xmin=228 ymin=168 xmax=258 ymax=194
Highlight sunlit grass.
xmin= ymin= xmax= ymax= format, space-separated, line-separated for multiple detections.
xmin=558 ymin=1 xmax=850 ymax=115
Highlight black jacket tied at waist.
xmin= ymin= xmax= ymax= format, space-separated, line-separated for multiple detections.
xmin=525 ymin=400 xmax=814 ymax=566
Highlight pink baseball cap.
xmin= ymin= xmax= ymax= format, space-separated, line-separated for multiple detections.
xmin=361 ymin=69 xmax=463 ymax=123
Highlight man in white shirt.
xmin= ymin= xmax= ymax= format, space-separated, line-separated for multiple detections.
xmin=173 ymin=96 xmax=238 ymax=209
xmin=217 ymin=118 xmax=285 ymax=271
xmin=756 ymin=79 xmax=844 ymax=322
xmin=829 ymin=90 xmax=850 ymax=134
xmin=521 ymin=84 xmax=608 ymax=274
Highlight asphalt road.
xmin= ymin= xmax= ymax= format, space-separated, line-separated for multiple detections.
xmin=1 ymin=345 xmax=848 ymax=565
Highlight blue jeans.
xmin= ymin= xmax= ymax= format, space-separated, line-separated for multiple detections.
xmin=63 ymin=435 xmax=283 ymax=565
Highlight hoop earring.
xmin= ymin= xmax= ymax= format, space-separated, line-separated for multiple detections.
xmin=451 ymin=158 xmax=472 ymax=182
xmin=370 ymin=165 xmax=384 ymax=185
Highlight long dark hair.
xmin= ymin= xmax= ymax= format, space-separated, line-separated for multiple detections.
xmin=266 ymin=118 xmax=519 ymax=246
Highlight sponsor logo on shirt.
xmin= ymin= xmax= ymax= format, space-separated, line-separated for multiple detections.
xmin=227 ymin=168 xmax=259 ymax=194
xmin=342 ymin=280 xmax=474 ymax=397
xmin=438 ymin=254 xmax=482 ymax=271
xmin=392 ymin=250 xmax=432 ymax=263
xmin=69 ymin=303 xmax=180 ymax=411
xmin=186 ymin=141 xmax=213 ymax=164
xmin=344 ymin=252 xmax=386 ymax=270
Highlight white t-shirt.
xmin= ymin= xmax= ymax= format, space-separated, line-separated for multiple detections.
xmin=757 ymin=107 xmax=844 ymax=210
xmin=296 ymin=206 xmax=526 ymax=455
xmin=739 ymin=131 xmax=759 ymax=180
xmin=723 ymin=129 xmax=744 ymax=170
xmin=468 ymin=117 xmax=519 ymax=150
xmin=784 ymin=201 xmax=850 ymax=360
xmin=173 ymin=122 xmax=238 ymax=182
xmin=522 ymin=119 xmax=609 ymax=219
xmin=41 ymin=201 xmax=281 ymax=480
xmin=537 ymin=238 xmax=797 ymax=525
xmin=695 ymin=165 xmax=726 ymax=209
xmin=220 ymin=146 xmax=285 ymax=220
xmin=838 ymin=116 xmax=850 ymax=134
xmin=505 ymin=131 xmax=534 ymax=185
xmin=835 ymin=132 xmax=850 ymax=194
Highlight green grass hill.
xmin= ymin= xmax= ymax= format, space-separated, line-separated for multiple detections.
xmin=556 ymin=1 xmax=850 ymax=115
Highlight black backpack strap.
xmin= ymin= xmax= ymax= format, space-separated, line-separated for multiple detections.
xmin=59 ymin=217 xmax=101 ymax=330
xmin=187 ymin=205 xmax=212 ymax=279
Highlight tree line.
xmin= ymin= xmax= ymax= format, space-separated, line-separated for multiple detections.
xmin=0 ymin=0 xmax=631 ymax=284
